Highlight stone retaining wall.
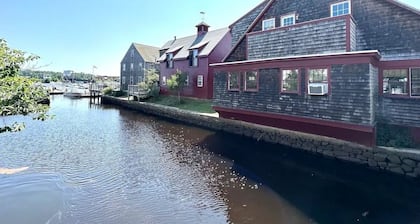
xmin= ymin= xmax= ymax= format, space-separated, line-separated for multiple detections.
xmin=102 ymin=96 xmax=420 ymax=179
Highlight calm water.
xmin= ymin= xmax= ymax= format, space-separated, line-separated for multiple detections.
xmin=1 ymin=96 xmax=419 ymax=224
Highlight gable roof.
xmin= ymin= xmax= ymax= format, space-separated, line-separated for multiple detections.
xmin=132 ymin=43 xmax=160 ymax=63
xmin=158 ymin=27 xmax=230 ymax=62
xmin=386 ymin=0 xmax=420 ymax=16
xmin=222 ymin=0 xmax=274 ymax=62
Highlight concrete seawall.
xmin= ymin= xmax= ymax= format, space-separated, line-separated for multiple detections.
xmin=102 ymin=96 xmax=420 ymax=179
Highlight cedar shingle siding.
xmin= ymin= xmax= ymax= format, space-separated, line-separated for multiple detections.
xmin=213 ymin=0 xmax=420 ymax=146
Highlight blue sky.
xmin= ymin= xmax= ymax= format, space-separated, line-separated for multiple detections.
xmin=1 ymin=0 xmax=419 ymax=76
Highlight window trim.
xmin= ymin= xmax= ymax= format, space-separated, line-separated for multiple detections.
xmin=410 ymin=67 xmax=420 ymax=97
xmin=185 ymin=74 xmax=189 ymax=86
xmin=244 ymin=71 xmax=259 ymax=92
xmin=280 ymin=13 xmax=296 ymax=27
xmin=280 ymin=68 xmax=300 ymax=94
xmin=197 ymin=75 xmax=204 ymax=87
xmin=227 ymin=72 xmax=241 ymax=91
xmin=330 ymin=0 xmax=351 ymax=17
xmin=306 ymin=67 xmax=331 ymax=95
xmin=122 ymin=63 xmax=126 ymax=72
xmin=166 ymin=53 xmax=174 ymax=68
xmin=262 ymin=18 xmax=275 ymax=31
xmin=122 ymin=76 xmax=126 ymax=85
xmin=130 ymin=63 xmax=134 ymax=71
xmin=189 ymin=49 xmax=199 ymax=67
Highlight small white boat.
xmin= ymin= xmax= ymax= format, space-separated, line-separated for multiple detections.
xmin=63 ymin=87 xmax=85 ymax=98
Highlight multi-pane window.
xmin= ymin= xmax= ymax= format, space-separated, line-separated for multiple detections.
xmin=122 ymin=76 xmax=126 ymax=84
xmin=244 ymin=71 xmax=258 ymax=91
xmin=307 ymin=68 xmax=329 ymax=95
xmin=281 ymin=14 xmax=295 ymax=27
xmin=139 ymin=62 xmax=143 ymax=71
xmin=228 ymin=72 xmax=240 ymax=91
xmin=197 ymin=75 xmax=204 ymax=87
xmin=189 ymin=49 xmax=199 ymax=67
xmin=122 ymin=63 xmax=126 ymax=71
xmin=331 ymin=1 xmax=351 ymax=17
xmin=262 ymin=18 xmax=275 ymax=31
xmin=166 ymin=53 xmax=174 ymax=68
xmin=411 ymin=68 xmax=420 ymax=97
xmin=308 ymin=69 xmax=328 ymax=83
xmin=281 ymin=69 xmax=299 ymax=93
xmin=130 ymin=63 xmax=134 ymax=71
xmin=383 ymin=69 xmax=408 ymax=95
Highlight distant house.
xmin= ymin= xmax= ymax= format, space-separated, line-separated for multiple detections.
xmin=158 ymin=23 xmax=231 ymax=99
xmin=120 ymin=43 xmax=160 ymax=91
xmin=211 ymin=0 xmax=420 ymax=146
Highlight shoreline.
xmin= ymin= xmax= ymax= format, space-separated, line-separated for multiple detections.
xmin=101 ymin=95 xmax=420 ymax=179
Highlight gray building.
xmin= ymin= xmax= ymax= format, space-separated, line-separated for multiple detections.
xmin=120 ymin=43 xmax=160 ymax=91
xmin=212 ymin=0 xmax=420 ymax=147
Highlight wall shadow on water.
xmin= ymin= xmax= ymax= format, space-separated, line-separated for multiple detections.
xmin=198 ymin=132 xmax=420 ymax=224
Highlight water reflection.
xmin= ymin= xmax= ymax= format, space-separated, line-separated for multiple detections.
xmin=0 ymin=96 xmax=419 ymax=224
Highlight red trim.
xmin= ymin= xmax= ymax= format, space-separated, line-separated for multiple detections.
xmin=262 ymin=17 xmax=276 ymax=31
xmin=381 ymin=59 xmax=420 ymax=68
xmin=306 ymin=67 xmax=331 ymax=95
xmin=345 ymin=16 xmax=351 ymax=52
xmin=213 ymin=51 xmax=381 ymax=72
xmin=214 ymin=106 xmax=376 ymax=146
xmin=223 ymin=0 xmax=276 ymax=62
xmin=244 ymin=71 xmax=259 ymax=92
xmin=227 ymin=72 xmax=241 ymax=91
xmin=247 ymin=14 xmax=351 ymax=37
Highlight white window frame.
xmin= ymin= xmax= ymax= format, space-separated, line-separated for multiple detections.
xmin=130 ymin=63 xmax=134 ymax=71
xmin=162 ymin=76 xmax=167 ymax=86
xmin=197 ymin=75 xmax=204 ymax=87
xmin=281 ymin=13 xmax=296 ymax=27
xmin=330 ymin=0 xmax=351 ymax=17
xmin=122 ymin=63 xmax=126 ymax=71
xmin=122 ymin=76 xmax=126 ymax=84
xmin=262 ymin=18 xmax=275 ymax=31
xmin=307 ymin=68 xmax=329 ymax=95
xmin=166 ymin=53 xmax=174 ymax=68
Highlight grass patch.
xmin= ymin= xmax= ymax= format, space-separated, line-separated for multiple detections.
xmin=146 ymin=95 xmax=215 ymax=114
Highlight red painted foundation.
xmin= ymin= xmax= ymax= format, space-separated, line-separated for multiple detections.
xmin=214 ymin=106 xmax=376 ymax=147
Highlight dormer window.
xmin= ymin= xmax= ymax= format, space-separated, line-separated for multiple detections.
xmin=331 ymin=1 xmax=351 ymax=17
xmin=189 ymin=49 xmax=199 ymax=67
xmin=166 ymin=53 xmax=174 ymax=68
xmin=281 ymin=13 xmax=295 ymax=27
xmin=262 ymin=18 xmax=275 ymax=31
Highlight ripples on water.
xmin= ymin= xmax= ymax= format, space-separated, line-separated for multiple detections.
xmin=1 ymin=96 xmax=420 ymax=224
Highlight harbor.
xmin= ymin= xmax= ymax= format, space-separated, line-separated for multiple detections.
xmin=1 ymin=96 xmax=419 ymax=224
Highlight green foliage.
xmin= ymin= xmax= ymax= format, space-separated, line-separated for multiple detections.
xmin=102 ymin=86 xmax=113 ymax=95
xmin=138 ymin=69 xmax=160 ymax=98
xmin=147 ymin=95 xmax=215 ymax=114
xmin=20 ymin=70 xmax=63 ymax=82
xmin=0 ymin=39 xmax=50 ymax=133
xmin=167 ymin=69 xmax=187 ymax=104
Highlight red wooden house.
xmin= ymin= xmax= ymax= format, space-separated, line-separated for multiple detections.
xmin=158 ymin=23 xmax=231 ymax=99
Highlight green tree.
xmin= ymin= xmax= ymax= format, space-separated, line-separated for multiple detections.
xmin=166 ymin=69 xmax=187 ymax=104
xmin=138 ymin=68 xmax=160 ymax=98
xmin=0 ymin=39 xmax=49 ymax=133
